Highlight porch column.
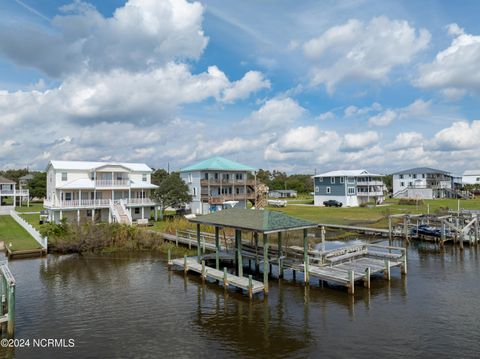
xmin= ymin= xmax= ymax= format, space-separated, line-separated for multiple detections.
xmin=108 ymin=208 xmax=112 ymax=223
xmin=92 ymin=209 xmax=95 ymax=223
xmin=263 ymin=233 xmax=269 ymax=294
xmin=77 ymin=209 xmax=80 ymax=223
xmin=277 ymin=232 xmax=283 ymax=278
xmin=303 ymin=228 xmax=309 ymax=284
xmin=196 ymin=223 xmax=201 ymax=263
xmin=60 ymin=210 xmax=63 ymax=221
xmin=236 ymin=229 xmax=243 ymax=277
xmin=13 ymin=186 xmax=16 ymax=208
xmin=141 ymin=206 xmax=145 ymax=220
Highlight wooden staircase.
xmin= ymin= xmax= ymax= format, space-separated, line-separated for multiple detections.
xmin=113 ymin=202 xmax=132 ymax=224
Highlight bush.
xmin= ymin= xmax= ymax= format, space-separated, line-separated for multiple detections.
xmin=398 ymin=198 xmax=425 ymax=206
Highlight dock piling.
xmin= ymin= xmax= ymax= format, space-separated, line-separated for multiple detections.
xmin=364 ymin=267 xmax=370 ymax=289
xmin=348 ymin=270 xmax=355 ymax=295
xmin=223 ymin=267 xmax=228 ymax=287
xmin=263 ymin=233 xmax=269 ymax=294
xmin=248 ymin=275 xmax=253 ymax=299
xmin=303 ymin=229 xmax=309 ymax=284
xmin=184 ymin=255 xmax=188 ymax=274
xmin=384 ymin=260 xmax=391 ymax=280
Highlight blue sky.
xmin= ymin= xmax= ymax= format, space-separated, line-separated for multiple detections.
xmin=0 ymin=0 xmax=479 ymax=174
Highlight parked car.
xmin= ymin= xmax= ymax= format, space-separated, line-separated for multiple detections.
xmin=323 ymin=200 xmax=343 ymax=207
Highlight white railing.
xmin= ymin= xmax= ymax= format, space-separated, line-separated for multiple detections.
xmin=356 ymin=180 xmax=384 ymax=186
xmin=126 ymin=198 xmax=156 ymax=205
xmin=44 ymin=199 xmax=111 ymax=208
xmin=95 ymin=179 xmax=130 ymax=187
xmin=357 ymin=191 xmax=384 ymax=196
xmin=0 ymin=189 xmax=29 ymax=196
xmin=120 ymin=199 xmax=133 ymax=223
xmin=10 ymin=210 xmax=47 ymax=250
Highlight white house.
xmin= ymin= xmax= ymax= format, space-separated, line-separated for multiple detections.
xmin=0 ymin=176 xmax=29 ymax=209
xmin=313 ymin=170 xmax=385 ymax=207
xmin=44 ymin=160 xmax=158 ymax=224
xmin=462 ymin=170 xmax=480 ymax=185
xmin=392 ymin=167 xmax=452 ymax=199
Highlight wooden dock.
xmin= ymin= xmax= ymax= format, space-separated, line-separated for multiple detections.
xmin=169 ymin=256 xmax=264 ymax=298
xmin=0 ymin=262 xmax=15 ymax=337
xmin=317 ymin=223 xmax=389 ymax=236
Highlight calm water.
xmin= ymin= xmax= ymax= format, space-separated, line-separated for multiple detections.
xmin=1 ymin=240 xmax=479 ymax=359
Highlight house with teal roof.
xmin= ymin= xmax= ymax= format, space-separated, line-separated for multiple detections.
xmin=180 ymin=157 xmax=257 ymax=214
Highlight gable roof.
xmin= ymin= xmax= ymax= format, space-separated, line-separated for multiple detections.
xmin=463 ymin=170 xmax=480 ymax=176
xmin=313 ymin=169 xmax=383 ymax=178
xmin=48 ymin=160 xmax=152 ymax=172
xmin=391 ymin=167 xmax=451 ymax=176
xmin=19 ymin=174 xmax=34 ymax=180
xmin=189 ymin=208 xmax=317 ymax=234
xmin=180 ymin=157 xmax=255 ymax=172
xmin=0 ymin=176 xmax=15 ymax=184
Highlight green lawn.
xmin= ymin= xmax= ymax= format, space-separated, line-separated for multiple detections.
xmin=19 ymin=213 xmax=42 ymax=231
xmin=269 ymin=198 xmax=480 ymax=229
xmin=0 ymin=215 xmax=42 ymax=251
xmin=15 ymin=202 xmax=44 ymax=213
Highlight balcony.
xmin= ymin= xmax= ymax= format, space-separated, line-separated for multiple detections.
xmin=125 ymin=198 xmax=157 ymax=206
xmin=202 ymin=193 xmax=255 ymax=204
xmin=200 ymin=179 xmax=256 ymax=186
xmin=44 ymin=199 xmax=111 ymax=209
xmin=356 ymin=180 xmax=384 ymax=186
xmin=0 ymin=189 xmax=29 ymax=196
xmin=357 ymin=191 xmax=384 ymax=197
xmin=95 ymin=179 xmax=130 ymax=188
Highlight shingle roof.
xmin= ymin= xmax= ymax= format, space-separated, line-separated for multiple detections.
xmin=391 ymin=167 xmax=451 ymax=176
xmin=0 ymin=176 xmax=15 ymax=184
xmin=180 ymin=157 xmax=255 ymax=172
xmin=189 ymin=208 xmax=317 ymax=233
xmin=48 ymin=160 xmax=152 ymax=172
xmin=313 ymin=169 xmax=383 ymax=178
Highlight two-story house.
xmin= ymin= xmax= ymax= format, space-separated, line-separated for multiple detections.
xmin=180 ymin=157 xmax=257 ymax=214
xmin=392 ymin=167 xmax=453 ymax=199
xmin=0 ymin=176 xmax=29 ymax=209
xmin=44 ymin=160 xmax=158 ymax=224
xmin=313 ymin=170 xmax=385 ymax=207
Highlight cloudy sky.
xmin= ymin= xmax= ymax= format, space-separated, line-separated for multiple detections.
xmin=1 ymin=0 xmax=479 ymax=174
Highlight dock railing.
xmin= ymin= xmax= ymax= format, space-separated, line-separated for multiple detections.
xmin=0 ymin=261 xmax=16 ymax=337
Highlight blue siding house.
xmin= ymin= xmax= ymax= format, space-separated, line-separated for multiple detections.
xmin=313 ymin=170 xmax=385 ymax=207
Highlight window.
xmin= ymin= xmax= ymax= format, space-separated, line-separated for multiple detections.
xmin=187 ymin=173 xmax=193 ymax=183
xmin=315 ymin=186 xmax=319 ymax=192
xmin=65 ymin=192 xmax=72 ymax=201
xmin=204 ymin=173 xmax=209 ymax=180
xmin=401 ymin=182 xmax=404 ymax=187
xmin=193 ymin=187 xmax=197 ymax=196
xmin=61 ymin=172 xmax=67 ymax=181
xmin=422 ymin=174 xmax=425 ymax=178
xmin=330 ymin=177 xmax=335 ymax=184
xmin=90 ymin=172 xmax=94 ymax=180
xmin=214 ymin=173 xmax=219 ymax=180
xmin=86 ymin=210 xmax=92 ymax=217
xmin=348 ymin=177 xmax=355 ymax=184
xmin=340 ymin=177 xmax=345 ymax=184
xmin=142 ymin=174 xmax=147 ymax=182
xmin=413 ymin=174 xmax=417 ymax=179
xmin=319 ymin=177 xmax=323 ymax=182
xmin=348 ymin=187 xmax=356 ymax=195
xmin=134 ymin=208 xmax=140 ymax=214
xmin=477 ymin=177 xmax=480 ymax=181
xmin=399 ymin=174 xmax=403 ymax=179
xmin=409 ymin=182 xmax=413 ymax=186
xmin=326 ymin=187 xmax=331 ymax=194
xmin=236 ymin=173 xmax=243 ymax=180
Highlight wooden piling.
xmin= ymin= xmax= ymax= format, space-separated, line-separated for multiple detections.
xmin=254 ymin=232 xmax=259 ymax=272
xmin=7 ymin=284 xmax=14 ymax=338
xmin=401 ymin=253 xmax=408 ymax=275
xmin=196 ymin=223 xmax=201 ymax=263
xmin=201 ymin=260 xmax=206 ymax=282
xmin=223 ymin=267 xmax=228 ymax=287
xmin=248 ymin=275 xmax=253 ymax=299
xmin=388 ymin=217 xmax=392 ymax=241
xmin=236 ymin=230 xmax=243 ymax=277
xmin=184 ymin=254 xmax=188 ymax=274
xmin=303 ymin=229 xmax=309 ymax=284
xmin=475 ymin=215 xmax=479 ymax=245
xmin=215 ymin=227 xmax=220 ymax=270
xmin=348 ymin=270 xmax=355 ymax=295
xmin=167 ymin=249 xmax=171 ymax=268
xmin=384 ymin=260 xmax=391 ymax=280
xmin=364 ymin=267 xmax=370 ymax=289
xmin=277 ymin=232 xmax=283 ymax=278
xmin=263 ymin=233 xmax=269 ymax=294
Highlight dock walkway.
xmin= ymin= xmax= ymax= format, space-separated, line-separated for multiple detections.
xmin=170 ymin=256 xmax=264 ymax=298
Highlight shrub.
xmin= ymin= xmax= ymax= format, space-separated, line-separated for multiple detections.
xmin=398 ymin=198 xmax=425 ymax=206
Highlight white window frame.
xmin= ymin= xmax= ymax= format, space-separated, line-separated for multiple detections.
xmin=61 ymin=172 xmax=68 ymax=181
xmin=340 ymin=177 xmax=345 ymax=184
xmin=188 ymin=173 xmax=193 ymax=183
xmin=348 ymin=177 xmax=355 ymax=184
xmin=193 ymin=187 xmax=197 ymax=196
xmin=142 ymin=174 xmax=147 ymax=182
xmin=326 ymin=187 xmax=331 ymax=194
xmin=348 ymin=187 xmax=356 ymax=195
xmin=330 ymin=177 xmax=335 ymax=184
xmin=400 ymin=182 xmax=404 ymax=187
xmin=318 ymin=177 xmax=323 ymax=182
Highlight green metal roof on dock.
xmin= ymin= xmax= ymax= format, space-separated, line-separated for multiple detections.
xmin=180 ymin=157 xmax=255 ymax=172
xmin=188 ymin=208 xmax=317 ymax=234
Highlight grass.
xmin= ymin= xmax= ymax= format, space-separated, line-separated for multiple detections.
xmin=14 ymin=202 xmax=44 ymax=213
xmin=269 ymin=197 xmax=480 ymax=229
xmin=19 ymin=213 xmax=42 ymax=231
xmin=0 ymin=215 xmax=42 ymax=251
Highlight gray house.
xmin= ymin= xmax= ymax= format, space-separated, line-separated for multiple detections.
xmin=313 ymin=170 xmax=385 ymax=207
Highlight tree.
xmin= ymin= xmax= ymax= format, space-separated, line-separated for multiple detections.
xmin=0 ymin=168 xmax=28 ymax=184
xmin=28 ymin=172 xmax=47 ymax=199
xmin=151 ymin=168 xmax=169 ymax=186
xmin=151 ymin=172 xmax=192 ymax=219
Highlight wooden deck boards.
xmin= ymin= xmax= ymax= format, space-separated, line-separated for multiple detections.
xmin=170 ymin=257 xmax=264 ymax=294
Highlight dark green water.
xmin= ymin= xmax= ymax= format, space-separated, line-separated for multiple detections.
xmin=1 ymin=240 xmax=479 ymax=358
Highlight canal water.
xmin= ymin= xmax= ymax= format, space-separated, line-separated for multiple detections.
xmin=1 ymin=240 xmax=479 ymax=358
